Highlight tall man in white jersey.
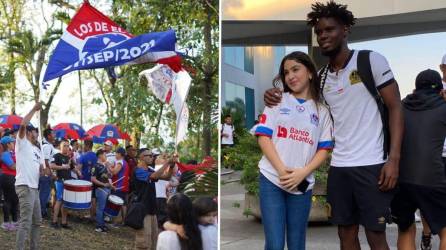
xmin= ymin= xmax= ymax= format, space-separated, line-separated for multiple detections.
xmin=15 ymin=103 xmax=51 ymax=250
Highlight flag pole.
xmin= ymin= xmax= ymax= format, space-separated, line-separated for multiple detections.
xmin=38 ymin=81 xmax=46 ymax=169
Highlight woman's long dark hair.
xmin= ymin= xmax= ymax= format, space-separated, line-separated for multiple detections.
xmin=274 ymin=51 xmax=321 ymax=103
xmin=167 ymin=193 xmax=203 ymax=250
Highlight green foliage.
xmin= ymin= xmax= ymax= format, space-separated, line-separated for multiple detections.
xmin=222 ymin=131 xmax=262 ymax=195
xmin=182 ymin=165 xmax=218 ymax=198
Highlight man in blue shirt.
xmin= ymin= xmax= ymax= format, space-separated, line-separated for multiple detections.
xmin=77 ymin=139 xmax=97 ymax=218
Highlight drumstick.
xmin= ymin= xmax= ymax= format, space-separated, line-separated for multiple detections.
xmin=111 ymin=176 xmax=125 ymax=185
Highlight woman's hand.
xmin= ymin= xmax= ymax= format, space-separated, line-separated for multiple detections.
xmin=279 ymin=167 xmax=309 ymax=191
xmin=163 ymin=221 xmax=187 ymax=239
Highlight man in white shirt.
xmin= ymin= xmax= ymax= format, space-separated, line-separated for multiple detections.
xmin=15 ymin=103 xmax=51 ymax=250
xmin=154 ymin=153 xmax=169 ymax=229
xmin=103 ymin=140 xmax=116 ymax=166
xmin=221 ymin=115 xmax=235 ymax=147
xmin=39 ymin=128 xmax=56 ymax=219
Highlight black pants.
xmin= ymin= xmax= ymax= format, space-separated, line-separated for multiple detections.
xmin=0 ymin=174 xmax=18 ymax=222
xmin=156 ymin=198 xmax=167 ymax=229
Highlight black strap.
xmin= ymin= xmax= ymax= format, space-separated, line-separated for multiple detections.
xmin=357 ymin=50 xmax=390 ymax=160
xmin=319 ymin=65 xmax=334 ymax=125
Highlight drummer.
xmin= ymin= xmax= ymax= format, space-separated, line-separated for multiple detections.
xmin=91 ymin=149 xmax=113 ymax=233
xmin=50 ymin=139 xmax=80 ymax=229
xmin=109 ymin=147 xmax=130 ymax=226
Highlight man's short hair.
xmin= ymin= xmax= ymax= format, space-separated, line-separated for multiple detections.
xmin=43 ymin=128 xmax=53 ymax=139
xmin=307 ymin=1 xmax=356 ymax=28
xmin=70 ymin=139 xmax=78 ymax=146
xmin=84 ymin=139 xmax=93 ymax=148
xmin=96 ymin=149 xmax=105 ymax=157
xmin=137 ymin=148 xmax=149 ymax=158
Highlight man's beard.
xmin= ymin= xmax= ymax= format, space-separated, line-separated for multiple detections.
xmin=321 ymin=43 xmax=342 ymax=58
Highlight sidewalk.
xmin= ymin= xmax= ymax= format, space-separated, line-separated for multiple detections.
xmin=221 ymin=171 xmax=440 ymax=250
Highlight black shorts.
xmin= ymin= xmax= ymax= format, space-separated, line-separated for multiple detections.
xmin=391 ymin=182 xmax=446 ymax=235
xmin=327 ymin=164 xmax=395 ymax=231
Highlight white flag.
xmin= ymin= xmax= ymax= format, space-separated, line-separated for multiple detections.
xmin=175 ymin=104 xmax=189 ymax=146
xmin=172 ymin=70 xmax=192 ymax=145
xmin=139 ymin=64 xmax=174 ymax=103
xmin=140 ymin=64 xmax=192 ymax=146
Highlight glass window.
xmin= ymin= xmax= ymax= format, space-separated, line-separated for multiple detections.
xmin=223 ymin=47 xmax=244 ymax=70
xmin=244 ymin=47 xmax=254 ymax=74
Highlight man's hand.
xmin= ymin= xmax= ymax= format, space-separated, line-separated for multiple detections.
xmin=378 ymin=160 xmax=399 ymax=191
xmin=168 ymin=154 xmax=178 ymax=167
xmin=221 ymin=133 xmax=228 ymax=138
xmin=264 ymin=88 xmax=282 ymax=107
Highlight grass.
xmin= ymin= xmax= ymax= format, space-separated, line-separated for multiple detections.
xmin=0 ymin=210 xmax=136 ymax=250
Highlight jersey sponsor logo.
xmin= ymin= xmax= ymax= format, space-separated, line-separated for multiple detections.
xmin=279 ymin=107 xmax=291 ymax=115
xmin=310 ymin=113 xmax=319 ymax=127
xmin=277 ymin=126 xmax=288 ymax=138
xmin=288 ymin=127 xmax=314 ymax=145
xmin=277 ymin=126 xmax=314 ymax=145
xmin=296 ymin=105 xmax=305 ymax=113
xmin=349 ymin=70 xmax=361 ymax=85
xmin=259 ymin=114 xmax=267 ymax=124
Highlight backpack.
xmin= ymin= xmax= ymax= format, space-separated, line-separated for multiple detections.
xmin=319 ymin=50 xmax=390 ymax=160
xmin=125 ymin=171 xmax=147 ymax=229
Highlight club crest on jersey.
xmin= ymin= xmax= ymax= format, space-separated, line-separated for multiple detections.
xmin=259 ymin=114 xmax=267 ymax=124
xmin=279 ymin=108 xmax=291 ymax=115
xmin=310 ymin=113 xmax=319 ymax=126
xmin=296 ymin=105 xmax=305 ymax=113
xmin=349 ymin=70 xmax=361 ymax=85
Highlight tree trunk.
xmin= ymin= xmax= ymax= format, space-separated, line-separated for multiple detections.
xmin=78 ymin=71 xmax=83 ymax=127
xmin=201 ymin=2 xmax=213 ymax=157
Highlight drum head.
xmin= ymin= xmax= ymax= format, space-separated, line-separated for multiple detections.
xmin=108 ymin=195 xmax=124 ymax=205
xmin=64 ymin=179 xmax=92 ymax=186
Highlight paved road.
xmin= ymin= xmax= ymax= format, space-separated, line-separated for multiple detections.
xmin=220 ymin=171 xmax=440 ymax=250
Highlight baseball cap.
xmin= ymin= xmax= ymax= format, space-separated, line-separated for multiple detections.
xmin=116 ymin=147 xmax=126 ymax=156
xmin=104 ymin=140 xmax=113 ymax=146
xmin=26 ymin=125 xmax=38 ymax=132
xmin=442 ymin=54 xmax=446 ymax=65
xmin=0 ymin=136 xmax=15 ymax=145
xmin=415 ymin=69 xmax=442 ymax=91
xmin=151 ymin=148 xmax=161 ymax=156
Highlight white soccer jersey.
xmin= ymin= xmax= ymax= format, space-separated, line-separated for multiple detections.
xmin=255 ymin=92 xmax=334 ymax=194
xmin=322 ymin=50 xmax=395 ymax=167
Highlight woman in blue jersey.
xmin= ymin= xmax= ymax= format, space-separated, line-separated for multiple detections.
xmin=255 ymin=51 xmax=334 ymax=250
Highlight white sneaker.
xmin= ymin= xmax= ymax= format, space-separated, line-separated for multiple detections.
xmin=1 ymin=222 xmax=10 ymax=230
